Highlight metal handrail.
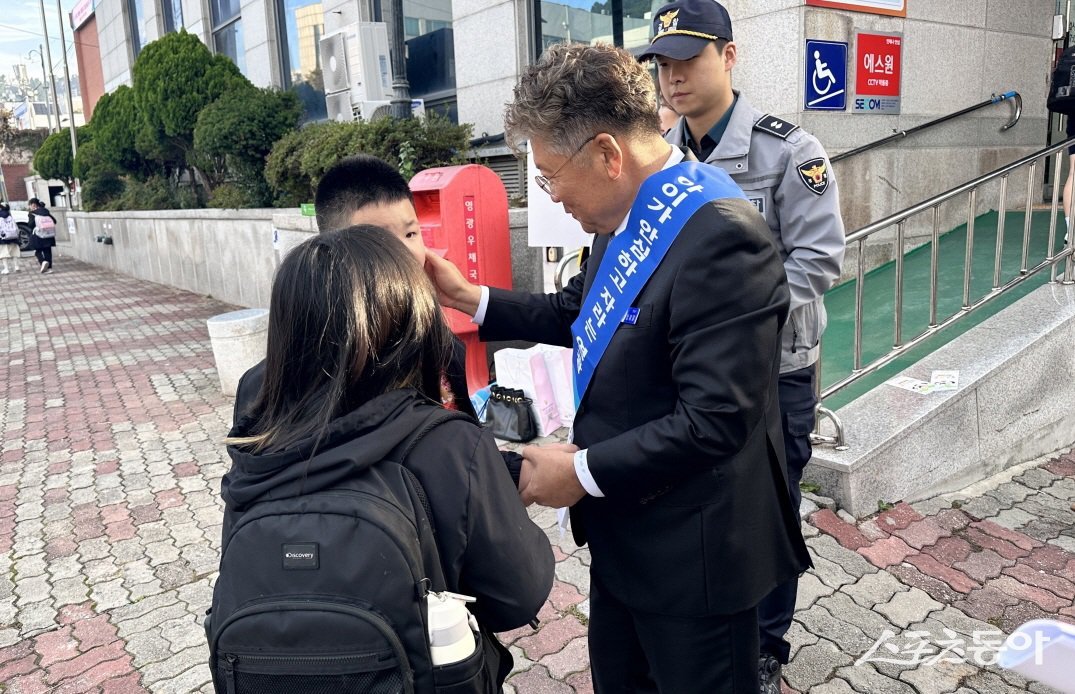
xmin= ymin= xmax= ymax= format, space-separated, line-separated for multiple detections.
xmin=831 ymin=91 xmax=1022 ymax=163
xmin=554 ymin=247 xmax=585 ymax=292
xmin=812 ymin=136 xmax=1075 ymax=449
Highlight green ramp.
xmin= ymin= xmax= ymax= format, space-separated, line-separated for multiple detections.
xmin=820 ymin=208 xmax=1069 ymax=411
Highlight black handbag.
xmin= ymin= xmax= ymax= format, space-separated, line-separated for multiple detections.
xmin=484 ymin=384 xmax=538 ymax=443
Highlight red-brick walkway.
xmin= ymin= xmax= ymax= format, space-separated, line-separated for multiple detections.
xmin=1 ymin=260 xmax=1073 ymax=693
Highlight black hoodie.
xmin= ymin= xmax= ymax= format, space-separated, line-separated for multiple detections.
xmin=222 ymin=386 xmax=554 ymax=635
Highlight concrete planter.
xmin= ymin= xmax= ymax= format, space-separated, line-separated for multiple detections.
xmin=206 ymin=308 xmax=270 ymax=397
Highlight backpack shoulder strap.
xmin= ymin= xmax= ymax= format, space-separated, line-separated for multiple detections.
xmin=387 ymin=407 xmax=472 ymax=593
xmin=389 ymin=408 xmax=471 ymax=526
xmin=395 ymin=407 xmax=472 ymax=461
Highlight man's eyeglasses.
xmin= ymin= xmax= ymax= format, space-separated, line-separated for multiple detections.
xmin=534 ymin=134 xmax=597 ymax=196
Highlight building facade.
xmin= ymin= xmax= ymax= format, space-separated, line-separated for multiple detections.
xmin=73 ymin=0 xmax=460 ymax=122
xmin=69 ymin=0 xmax=1063 ymax=231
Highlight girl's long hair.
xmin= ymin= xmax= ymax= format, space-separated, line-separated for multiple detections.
xmin=228 ymin=226 xmax=451 ymax=453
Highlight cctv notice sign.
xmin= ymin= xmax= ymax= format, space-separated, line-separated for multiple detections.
xmin=854 ymin=32 xmax=902 ymax=114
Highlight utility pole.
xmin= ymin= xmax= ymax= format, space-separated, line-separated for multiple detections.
xmin=0 ymin=144 xmax=8 ymax=202
xmin=388 ymin=0 xmax=412 ymax=119
xmin=28 ymin=46 xmax=55 ymax=133
xmin=55 ymin=0 xmax=79 ymax=209
xmin=55 ymin=0 xmax=77 ymax=159
xmin=37 ymin=0 xmax=61 ymax=134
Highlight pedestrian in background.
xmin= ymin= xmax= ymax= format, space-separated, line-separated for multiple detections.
xmin=27 ymin=197 xmax=57 ymax=274
xmin=0 ymin=203 xmax=21 ymax=274
xmin=658 ymin=100 xmax=679 ymax=135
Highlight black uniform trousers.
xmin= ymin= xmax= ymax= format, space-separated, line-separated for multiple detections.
xmin=757 ymin=364 xmax=817 ymax=663
xmin=589 ymin=573 xmax=759 ymax=693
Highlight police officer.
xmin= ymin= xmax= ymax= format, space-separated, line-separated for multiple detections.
xmin=640 ymin=1 xmax=846 ymax=692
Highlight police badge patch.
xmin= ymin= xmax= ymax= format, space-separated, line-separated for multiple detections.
xmin=797 ymin=158 xmax=829 ymax=196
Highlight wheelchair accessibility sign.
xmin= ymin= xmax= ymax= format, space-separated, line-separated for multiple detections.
xmin=804 ymin=40 xmax=847 ymax=110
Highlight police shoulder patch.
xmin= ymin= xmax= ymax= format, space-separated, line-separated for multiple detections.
xmin=797 ymin=157 xmax=829 ymax=196
xmin=753 ymin=115 xmax=799 ymax=140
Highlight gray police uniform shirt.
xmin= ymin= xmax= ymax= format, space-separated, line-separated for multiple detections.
xmin=666 ymin=91 xmax=846 ymax=374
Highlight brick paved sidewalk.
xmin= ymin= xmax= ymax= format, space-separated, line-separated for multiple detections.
xmin=1 ymin=260 xmax=1073 ymax=693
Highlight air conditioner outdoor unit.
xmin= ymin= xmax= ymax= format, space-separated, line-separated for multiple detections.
xmin=320 ymin=32 xmax=349 ymax=94
xmin=359 ymin=100 xmax=392 ymax=121
xmin=326 ymin=92 xmax=356 ymax=122
xmin=319 ymin=21 xmax=392 ymax=107
xmin=352 ymin=23 xmax=392 ymax=103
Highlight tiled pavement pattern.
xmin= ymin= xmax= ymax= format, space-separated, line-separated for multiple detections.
xmin=0 ymin=259 xmax=1073 ymax=693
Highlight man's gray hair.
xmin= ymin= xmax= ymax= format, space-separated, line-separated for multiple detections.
xmin=504 ymin=42 xmax=660 ymax=156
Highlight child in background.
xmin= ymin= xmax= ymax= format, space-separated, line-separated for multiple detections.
xmin=0 ymin=204 xmax=20 ymax=274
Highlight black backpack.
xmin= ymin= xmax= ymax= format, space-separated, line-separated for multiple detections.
xmin=206 ymin=408 xmax=493 ymax=694
xmin=1048 ymin=46 xmax=1075 ymax=115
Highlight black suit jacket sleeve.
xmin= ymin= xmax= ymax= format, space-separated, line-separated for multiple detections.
xmin=479 ymin=263 xmax=586 ymax=347
xmin=586 ymin=200 xmax=789 ymax=498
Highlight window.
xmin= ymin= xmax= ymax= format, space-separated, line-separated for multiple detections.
xmin=276 ymin=0 xmax=326 ymax=121
xmin=404 ymin=0 xmax=456 ymax=119
xmin=211 ymin=0 xmax=245 ymax=73
xmin=620 ymin=0 xmax=657 ymax=53
xmin=161 ymin=0 xmax=184 ymax=33
xmin=533 ymin=0 xmax=659 ymax=55
xmin=128 ymin=0 xmax=144 ymax=55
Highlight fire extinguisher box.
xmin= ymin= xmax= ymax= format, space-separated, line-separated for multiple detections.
xmin=410 ymin=164 xmax=513 ymax=393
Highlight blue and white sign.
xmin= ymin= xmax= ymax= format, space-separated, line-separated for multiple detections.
xmin=805 ymin=40 xmax=847 ymax=110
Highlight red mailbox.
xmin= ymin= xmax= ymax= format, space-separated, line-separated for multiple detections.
xmin=410 ymin=164 xmax=512 ymax=394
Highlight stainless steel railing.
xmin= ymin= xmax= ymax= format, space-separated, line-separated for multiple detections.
xmin=554 ymin=247 xmax=585 ymax=292
xmin=830 ymin=91 xmax=1022 ymax=164
xmin=812 ymin=138 xmax=1075 ymax=450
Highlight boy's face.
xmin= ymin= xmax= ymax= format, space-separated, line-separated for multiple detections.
xmin=349 ymin=199 xmax=426 ymax=266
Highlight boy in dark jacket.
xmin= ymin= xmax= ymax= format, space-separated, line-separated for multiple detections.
xmin=236 ymin=156 xmax=522 ymax=472
xmin=312 ymin=155 xmax=480 ymax=418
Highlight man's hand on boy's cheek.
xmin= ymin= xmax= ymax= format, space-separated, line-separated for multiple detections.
xmin=424 ymin=253 xmax=481 ymax=315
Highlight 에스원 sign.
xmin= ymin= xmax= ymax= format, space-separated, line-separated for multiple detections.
xmin=854 ymin=31 xmax=902 ymax=114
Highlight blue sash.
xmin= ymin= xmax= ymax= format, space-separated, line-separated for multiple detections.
xmin=571 ymin=161 xmax=746 ymax=405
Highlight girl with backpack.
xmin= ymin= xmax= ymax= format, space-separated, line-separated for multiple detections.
xmin=211 ymin=226 xmax=554 ymax=693
xmin=28 ymin=197 xmax=57 ymax=274
xmin=0 ymin=203 xmax=20 ymax=274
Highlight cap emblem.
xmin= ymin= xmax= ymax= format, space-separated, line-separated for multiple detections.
xmin=658 ymin=9 xmax=680 ymax=34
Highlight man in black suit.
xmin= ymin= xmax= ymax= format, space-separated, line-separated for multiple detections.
xmin=425 ymin=42 xmax=809 ymax=692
